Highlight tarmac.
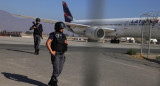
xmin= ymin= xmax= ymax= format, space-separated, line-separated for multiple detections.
xmin=1 ymin=36 xmax=160 ymax=49
xmin=0 ymin=36 xmax=160 ymax=86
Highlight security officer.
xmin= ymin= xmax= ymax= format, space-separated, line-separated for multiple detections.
xmin=46 ymin=22 xmax=68 ymax=86
xmin=30 ymin=18 xmax=43 ymax=55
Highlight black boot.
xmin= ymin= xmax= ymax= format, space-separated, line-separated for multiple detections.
xmin=35 ymin=49 xmax=39 ymax=55
xmin=48 ymin=78 xmax=58 ymax=86
xmin=48 ymin=81 xmax=58 ymax=86
xmin=37 ymin=49 xmax=39 ymax=55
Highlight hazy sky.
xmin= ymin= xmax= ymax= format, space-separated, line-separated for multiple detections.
xmin=0 ymin=0 xmax=160 ymax=21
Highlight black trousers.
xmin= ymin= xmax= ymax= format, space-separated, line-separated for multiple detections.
xmin=49 ymin=53 xmax=66 ymax=83
xmin=34 ymin=35 xmax=41 ymax=50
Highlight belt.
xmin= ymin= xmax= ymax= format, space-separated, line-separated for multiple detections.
xmin=56 ymin=52 xmax=64 ymax=55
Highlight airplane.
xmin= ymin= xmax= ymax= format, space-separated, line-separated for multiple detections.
xmin=14 ymin=1 xmax=160 ymax=43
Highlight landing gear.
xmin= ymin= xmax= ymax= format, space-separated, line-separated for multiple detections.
xmin=110 ymin=37 xmax=120 ymax=44
xmin=156 ymin=39 xmax=160 ymax=44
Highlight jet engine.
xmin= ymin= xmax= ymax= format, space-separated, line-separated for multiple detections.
xmin=85 ymin=26 xmax=105 ymax=40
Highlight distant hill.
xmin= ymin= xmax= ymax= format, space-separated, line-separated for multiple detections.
xmin=0 ymin=10 xmax=73 ymax=35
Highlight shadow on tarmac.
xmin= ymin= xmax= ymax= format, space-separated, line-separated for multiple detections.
xmin=6 ymin=49 xmax=34 ymax=54
xmin=1 ymin=72 xmax=47 ymax=86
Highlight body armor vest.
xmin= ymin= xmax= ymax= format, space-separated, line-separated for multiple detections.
xmin=51 ymin=32 xmax=68 ymax=52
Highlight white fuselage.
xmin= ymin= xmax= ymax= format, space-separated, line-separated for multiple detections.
xmin=70 ymin=17 xmax=160 ymax=39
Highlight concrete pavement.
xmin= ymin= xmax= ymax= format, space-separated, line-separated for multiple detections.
xmin=0 ymin=43 xmax=159 ymax=86
xmin=0 ymin=37 xmax=160 ymax=86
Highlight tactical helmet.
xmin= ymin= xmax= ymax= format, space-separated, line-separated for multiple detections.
xmin=55 ymin=22 xmax=65 ymax=32
xmin=36 ymin=18 xmax=40 ymax=22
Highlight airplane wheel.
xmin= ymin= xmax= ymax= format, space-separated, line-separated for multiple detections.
xmin=110 ymin=39 xmax=120 ymax=44
xmin=116 ymin=40 xmax=120 ymax=44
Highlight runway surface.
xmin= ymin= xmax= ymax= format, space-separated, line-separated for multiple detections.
xmin=0 ymin=43 xmax=160 ymax=86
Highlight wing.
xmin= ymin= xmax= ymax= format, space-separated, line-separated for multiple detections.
xmin=13 ymin=14 xmax=116 ymax=33
xmin=13 ymin=14 xmax=89 ymax=27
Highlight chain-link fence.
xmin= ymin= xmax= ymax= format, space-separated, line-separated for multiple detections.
xmin=140 ymin=11 xmax=160 ymax=62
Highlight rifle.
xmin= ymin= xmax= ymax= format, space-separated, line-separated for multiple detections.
xmin=32 ymin=22 xmax=43 ymax=39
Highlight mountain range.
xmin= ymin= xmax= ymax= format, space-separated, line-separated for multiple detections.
xmin=0 ymin=10 xmax=73 ymax=35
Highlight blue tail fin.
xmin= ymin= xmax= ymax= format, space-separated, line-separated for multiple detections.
xmin=63 ymin=1 xmax=74 ymax=22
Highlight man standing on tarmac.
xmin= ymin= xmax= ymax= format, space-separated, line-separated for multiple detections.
xmin=30 ymin=18 xmax=43 ymax=55
xmin=46 ymin=22 xmax=68 ymax=86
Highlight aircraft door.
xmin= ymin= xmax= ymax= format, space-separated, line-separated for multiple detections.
xmin=123 ymin=21 xmax=130 ymax=36
xmin=124 ymin=21 xmax=129 ymax=29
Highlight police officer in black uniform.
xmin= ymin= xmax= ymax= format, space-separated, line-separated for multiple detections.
xmin=30 ymin=18 xmax=43 ymax=55
xmin=46 ymin=22 xmax=68 ymax=86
